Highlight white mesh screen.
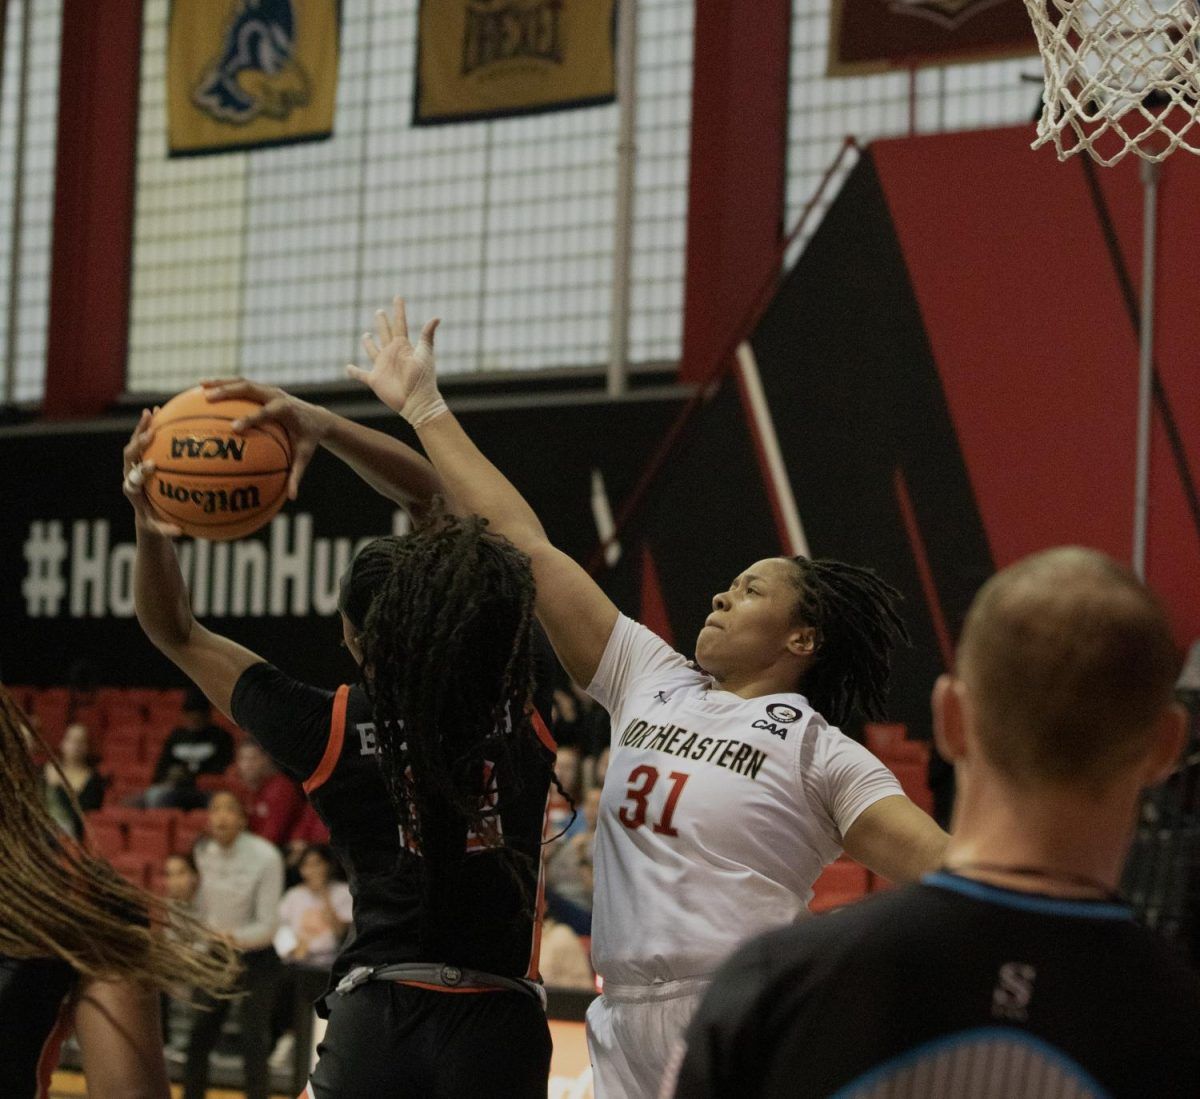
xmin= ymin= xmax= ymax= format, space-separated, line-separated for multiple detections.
xmin=127 ymin=0 xmax=693 ymax=395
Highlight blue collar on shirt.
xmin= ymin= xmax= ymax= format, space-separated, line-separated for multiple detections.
xmin=923 ymin=870 xmax=1133 ymax=921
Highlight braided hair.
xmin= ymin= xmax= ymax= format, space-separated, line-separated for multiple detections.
xmin=340 ymin=513 xmax=549 ymax=932
xmin=787 ymin=557 xmax=910 ymax=726
xmin=0 ymin=687 xmax=238 ymax=996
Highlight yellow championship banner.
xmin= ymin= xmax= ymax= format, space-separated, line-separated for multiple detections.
xmin=168 ymin=0 xmax=340 ymax=157
xmin=415 ymin=0 xmax=616 ymax=125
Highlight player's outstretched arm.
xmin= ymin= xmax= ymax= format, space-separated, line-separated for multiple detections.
xmin=842 ymin=794 xmax=949 ymax=883
xmin=346 ymin=297 xmax=619 ymax=687
xmin=123 ymin=412 xmax=262 ymax=719
xmin=200 ymin=378 xmax=446 ymax=516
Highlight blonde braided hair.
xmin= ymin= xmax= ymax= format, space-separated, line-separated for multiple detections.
xmin=0 ymin=685 xmax=238 ymax=995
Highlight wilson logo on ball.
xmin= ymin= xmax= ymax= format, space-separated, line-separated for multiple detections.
xmin=157 ymin=479 xmax=261 ymax=515
xmin=170 ymin=436 xmax=247 ymax=461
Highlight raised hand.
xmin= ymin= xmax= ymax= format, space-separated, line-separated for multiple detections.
xmin=121 ymin=409 xmax=182 ymax=537
xmin=345 ymin=296 xmax=446 ymax=428
xmin=199 ymin=379 xmax=333 ymax=500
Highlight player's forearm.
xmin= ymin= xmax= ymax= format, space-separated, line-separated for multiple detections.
xmin=133 ymin=523 xmax=195 ymax=651
xmin=321 ymin=413 xmax=446 ymax=517
xmin=415 ymin=411 xmax=547 ymax=546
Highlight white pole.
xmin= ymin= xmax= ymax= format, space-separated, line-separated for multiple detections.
xmin=608 ymin=0 xmax=638 ymax=398
xmin=1132 ymin=159 xmax=1159 ymax=580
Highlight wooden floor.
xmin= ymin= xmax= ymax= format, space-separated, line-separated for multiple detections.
xmin=50 ymin=1072 xmax=293 ymax=1098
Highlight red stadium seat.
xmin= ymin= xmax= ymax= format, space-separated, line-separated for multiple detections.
xmin=811 ymin=857 xmax=869 ymax=912
xmin=109 ymin=852 xmax=152 ymax=889
xmin=114 ymin=760 xmax=155 ymax=787
xmin=92 ymin=806 xmax=144 ymax=830
xmin=864 ymin=722 xmax=907 ymax=756
xmin=105 ymin=780 xmax=142 ymax=808
xmin=878 ymin=738 xmax=931 ymax=767
xmin=103 ymin=738 xmax=143 ymax=770
xmin=890 ymin=761 xmax=935 ymax=815
xmin=88 ymin=818 xmax=127 ymax=859
xmin=128 ymin=819 xmax=172 ymax=861
xmin=174 ymin=822 xmax=208 ymax=855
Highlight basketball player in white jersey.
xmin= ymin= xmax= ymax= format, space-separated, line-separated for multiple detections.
xmin=237 ymin=299 xmax=950 ymax=1098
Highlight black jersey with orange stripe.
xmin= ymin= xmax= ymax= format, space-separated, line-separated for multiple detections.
xmin=231 ymin=661 xmax=557 ymax=1000
xmin=0 ymin=954 xmax=76 ymax=1099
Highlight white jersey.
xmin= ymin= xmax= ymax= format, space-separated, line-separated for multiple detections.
xmin=587 ymin=615 xmax=903 ymax=986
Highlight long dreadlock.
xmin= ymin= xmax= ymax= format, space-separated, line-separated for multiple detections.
xmin=787 ymin=557 xmax=911 ymax=726
xmin=344 ymin=512 xmax=554 ymax=939
xmin=0 ymin=686 xmax=238 ymax=996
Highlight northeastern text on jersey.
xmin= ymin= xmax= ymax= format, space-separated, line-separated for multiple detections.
xmin=617 ymin=719 xmax=767 ymax=780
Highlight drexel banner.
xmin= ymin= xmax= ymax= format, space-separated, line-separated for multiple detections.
xmin=829 ymin=0 xmax=1036 ymax=73
xmin=414 ymin=0 xmax=616 ymax=125
xmin=167 ymin=0 xmax=340 ymax=156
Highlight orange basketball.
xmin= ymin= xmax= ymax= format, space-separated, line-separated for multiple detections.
xmin=142 ymin=387 xmax=291 ymax=541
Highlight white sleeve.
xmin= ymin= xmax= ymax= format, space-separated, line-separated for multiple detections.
xmin=812 ymin=728 xmax=905 ymax=838
xmin=586 ymin=614 xmax=690 ymax=714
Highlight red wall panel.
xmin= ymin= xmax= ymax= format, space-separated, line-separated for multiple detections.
xmin=873 ymin=125 xmax=1200 ymax=644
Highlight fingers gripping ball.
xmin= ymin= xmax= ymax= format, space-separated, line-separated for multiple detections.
xmin=142 ymin=387 xmax=292 ymax=540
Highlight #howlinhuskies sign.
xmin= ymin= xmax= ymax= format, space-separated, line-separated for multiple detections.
xmin=414 ymin=0 xmax=616 ymax=125
xmin=829 ymin=0 xmax=1037 ymax=73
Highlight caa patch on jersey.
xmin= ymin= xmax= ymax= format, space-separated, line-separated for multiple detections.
xmin=752 ymin=702 xmax=804 ymax=741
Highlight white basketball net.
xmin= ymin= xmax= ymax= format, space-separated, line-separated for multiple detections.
xmin=1025 ymin=0 xmax=1200 ymax=165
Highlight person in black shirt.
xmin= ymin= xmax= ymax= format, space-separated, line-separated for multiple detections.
xmin=125 ymin=391 xmax=558 ymax=1097
xmin=0 ymin=686 xmax=236 ymax=1099
xmin=670 ymin=547 xmax=1200 ymax=1098
xmin=150 ymin=687 xmax=234 ymax=782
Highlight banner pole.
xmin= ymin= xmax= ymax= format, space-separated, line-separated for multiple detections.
xmin=607 ymin=0 xmax=638 ymax=398
xmin=1132 ymin=158 xmax=1158 ymax=580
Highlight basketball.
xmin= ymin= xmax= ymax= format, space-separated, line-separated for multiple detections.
xmin=142 ymin=386 xmax=291 ymax=541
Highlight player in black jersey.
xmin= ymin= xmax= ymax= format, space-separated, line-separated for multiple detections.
xmin=125 ymin=396 xmax=558 ymax=1096
xmin=669 ymin=547 xmax=1200 ymax=1098
xmin=0 ymin=687 xmax=235 ymax=1099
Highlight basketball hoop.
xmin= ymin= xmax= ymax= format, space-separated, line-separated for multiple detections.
xmin=1024 ymin=0 xmax=1200 ymax=166
xmin=1023 ymin=2 xmax=1197 ymax=581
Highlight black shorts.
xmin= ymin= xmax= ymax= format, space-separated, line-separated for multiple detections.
xmin=309 ymin=982 xmax=552 ymax=1097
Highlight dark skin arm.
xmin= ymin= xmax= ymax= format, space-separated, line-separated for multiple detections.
xmin=199 ymin=379 xmax=448 ymax=517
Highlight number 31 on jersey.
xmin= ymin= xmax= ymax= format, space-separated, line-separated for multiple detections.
xmin=618 ymin=765 xmax=690 ymax=837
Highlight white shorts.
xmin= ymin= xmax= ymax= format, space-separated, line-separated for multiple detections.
xmin=585 ymin=977 xmax=710 ymax=1099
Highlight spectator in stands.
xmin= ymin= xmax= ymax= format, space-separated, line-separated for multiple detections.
xmin=284 ymin=800 xmax=331 ymax=885
xmin=586 ymin=745 xmax=610 ymax=791
xmin=187 ymin=790 xmax=285 ymax=1099
xmin=160 ymin=852 xmax=201 ymax=1049
xmin=236 ymin=740 xmax=305 ymax=847
xmin=271 ymin=844 xmax=353 ymax=1080
xmin=547 ymin=786 xmax=600 ymax=914
xmin=670 ymin=548 xmax=1200 ymax=1098
xmin=41 ymin=721 xmax=104 ymax=836
xmin=140 ymin=761 xmax=208 ymax=812
xmin=162 ymin=852 xmax=200 ymax=912
xmin=548 ymin=743 xmax=585 ymax=841
xmin=151 ymin=687 xmax=234 ymax=784
xmin=276 ymin=844 xmax=352 ymax=970
xmin=539 ymin=899 xmax=595 ymax=993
